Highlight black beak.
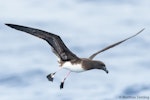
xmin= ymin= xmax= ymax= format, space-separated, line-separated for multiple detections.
xmin=105 ymin=69 xmax=109 ymax=74
xmin=103 ymin=67 xmax=109 ymax=74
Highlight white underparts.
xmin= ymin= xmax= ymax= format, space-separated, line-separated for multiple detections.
xmin=62 ymin=62 xmax=85 ymax=72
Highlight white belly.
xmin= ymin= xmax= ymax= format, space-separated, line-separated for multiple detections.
xmin=62 ymin=62 xmax=85 ymax=72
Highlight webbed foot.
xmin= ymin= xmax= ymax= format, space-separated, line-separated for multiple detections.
xmin=47 ymin=73 xmax=55 ymax=82
xmin=60 ymin=82 xmax=64 ymax=89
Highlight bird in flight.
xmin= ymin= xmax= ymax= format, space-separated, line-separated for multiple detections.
xmin=5 ymin=23 xmax=144 ymax=89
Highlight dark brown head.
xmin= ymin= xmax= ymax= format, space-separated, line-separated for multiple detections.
xmin=82 ymin=59 xmax=109 ymax=74
xmin=92 ymin=60 xmax=109 ymax=74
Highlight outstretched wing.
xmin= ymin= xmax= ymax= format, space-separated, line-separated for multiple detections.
xmin=89 ymin=28 xmax=145 ymax=60
xmin=5 ymin=23 xmax=78 ymax=61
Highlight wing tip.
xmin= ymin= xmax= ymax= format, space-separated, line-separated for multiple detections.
xmin=135 ymin=28 xmax=145 ymax=36
xmin=5 ymin=23 xmax=14 ymax=28
xmin=5 ymin=23 xmax=27 ymax=31
xmin=5 ymin=23 xmax=9 ymax=26
xmin=140 ymin=28 xmax=145 ymax=32
xmin=139 ymin=28 xmax=145 ymax=33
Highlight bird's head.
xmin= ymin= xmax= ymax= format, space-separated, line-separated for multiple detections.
xmin=92 ymin=60 xmax=109 ymax=74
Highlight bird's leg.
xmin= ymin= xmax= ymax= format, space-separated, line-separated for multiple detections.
xmin=60 ymin=71 xmax=71 ymax=89
xmin=47 ymin=67 xmax=62 ymax=82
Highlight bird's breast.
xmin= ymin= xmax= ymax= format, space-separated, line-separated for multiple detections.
xmin=62 ymin=62 xmax=85 ymax=72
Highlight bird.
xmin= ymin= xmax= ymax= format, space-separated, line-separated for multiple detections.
xmin=5 ymin=23 xmax=144 ymax=89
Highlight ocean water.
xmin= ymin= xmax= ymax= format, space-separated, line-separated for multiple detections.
xmin=0 ymin=0 xmax=150 ymax=100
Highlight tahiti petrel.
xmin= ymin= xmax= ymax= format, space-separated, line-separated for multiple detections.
xmin=5 ymin=23 xmax=144 ymax=89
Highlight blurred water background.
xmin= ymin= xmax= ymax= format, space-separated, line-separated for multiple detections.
xmin=0 ymin=0 xmax=150 ymax=100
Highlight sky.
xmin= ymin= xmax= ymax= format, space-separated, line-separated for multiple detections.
xmin=0 ymin=0 xmax=150 ymax=100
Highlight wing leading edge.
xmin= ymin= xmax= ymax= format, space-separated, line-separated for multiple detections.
xmin=89 ymin=28 xmax=145 ymax=60
xmin=5 ymin=24 xmax=78 ymax=61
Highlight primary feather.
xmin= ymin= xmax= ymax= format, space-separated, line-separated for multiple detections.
xmin=5 ymin=24 xmax=79 ymax=61
xmin=89 ymin=28 xmax=145 ymax=59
